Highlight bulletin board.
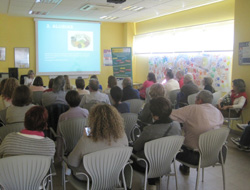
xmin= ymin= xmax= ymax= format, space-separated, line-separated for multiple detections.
xmin=149 ymin=52 xmax=232 ymax=92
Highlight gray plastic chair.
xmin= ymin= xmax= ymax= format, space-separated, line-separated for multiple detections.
xmin=0 ymin=155 xmax=52 ymax=190
xmin=212 ymin=91 xmax=222 ymax=106
xmin=82 ymin=100 xmax=103 ymax=112
xmin=121 ymin=113 xmax=141 ymax=143
xmin=0 ymin=108 xmax=7 ymax=124
xmin=67 ymin=147 xmax=133 ymax=190
xmin=134 ymin=136 xmax=184 ymax=190
xmin=0 ymin=122 xmax=25 ymax=142
xmin=124 ymin=99 xmax=144 ymax=114
xmin=169 ymin=89 xmax=180 ymax=108
xmin=145 ymin=87 xmax=151 ymax=104
xmin=176 ymin=128 xmax=230 ymax=190
xmin=224 ymin=108 xmax=244 ymax=129
xmin=187 ymin=92 xmax=199 ymax=105
xmin=32 ymin=91 xmax=44 ymax=105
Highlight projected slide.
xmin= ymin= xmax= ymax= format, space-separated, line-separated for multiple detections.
xmin=35 ymin=19 xmax=100 ymax=75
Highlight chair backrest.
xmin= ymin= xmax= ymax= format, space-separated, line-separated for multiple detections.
xmin=0 ymin=108 xmax=7 ymax=124
xmin=145 ymin=87 xmax=151 ymax=104
xmin=198 ymin=128 xmax=229 ymax=168
xmin=0 ymin=155 xmax=51 ymax=190
xmin=121 ymin=113 xmax=138 ymax=142
xmin=84 ymin=147 xmax=132 ymax=190
xmin=212 ymin=91 xmax=222 ymax=106
xmin=0 ymin=122 xmax=25 ymax=142
xmin=187 ymin=92 xmax=199 ymax=105
xmin=124 ymin=99 xmax=144 ymax=114
xmin=59 ymin=117 xmax=88 ymax=153
xmin=144 ymin=136 xmax=184 ymax=178
xmin=82 ymin=100 xmax=102 ymax=112
xmin=169 ymin=89 xmax=180 ymax=107
xmin=32 ymin=91 xmax=44 ymax=105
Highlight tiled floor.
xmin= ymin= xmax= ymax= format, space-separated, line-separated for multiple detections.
xmin=53 ymin=131 xmax=250 ymax=190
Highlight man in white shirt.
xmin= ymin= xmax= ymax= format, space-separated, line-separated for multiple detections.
xmin=170 ymin=90 xmax=224 ymax=175
xmin=164 ymin=69 xmax=180 ymax=97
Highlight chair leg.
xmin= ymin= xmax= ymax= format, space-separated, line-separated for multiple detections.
xmin=62 ymin=161 xmax=66 ymax=190
xmin=202 ymin=168 xmax=204 ymax=182
xmin=167 ymin=176 xmax=170 ymax=190
xmin=220 ymin=154 xmax=226 ymax=190
xmin=195 ymin=161 xmax=201 ymax=190
xmin=173 ymin=160 xmax=178 ymax=190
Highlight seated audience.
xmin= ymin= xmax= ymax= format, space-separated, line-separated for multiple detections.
xmin=6 ymin=85 xmax=35 ymax=124
xmin=178 ymin=73 xmax=199 ymax=107
xmin=68 ymin=104 xmax=128 ymax=180
xmin=75 ymin=77 xmax=89 ymax=95
xmin=64 ymin=75 xmax=73 ymax=91
xmin=202 ymin=76 xmax=215 ymax=93
xmin=218 ymin=79 xmax=247 ymax=118
xmin=138 ymin=83 xmax=165 ymax=126
xmin=0 ymin=78 xmax=19 ymax=110
xmin=176 ymin=70 xmax=184 ymax=88
xmin=29 ymin=76 xmax=46 ymax=92
xmin=0 ymin=106 xmax=55 ymax=158
xmin=170 ymin=90 xmax=224 ymax=175
xmin=132 ymin=97 xmax=181 ymax=187
xmin=110 ymin=86 xmax=130 ymax=113
xmin=24 ymin=70 xmax=35 ymax=86
xmin=104 ymin=75 xmax=117 ymax=94
xmin=85 ymin=75 xmax=103 ymax=92
xmin=164 ymin=69 xmax=180 ymax=97
xmin=139 ymin=72 xmax=156 ymax=100
xmin=121 ymin=77 xmax=140 ymax=101
xmin=42 ymin=75 xmax=67 ymax=107
xmin=80 ymin=79 xmax=110 ymax=107
xmin=43 ymin=78 xmax=54 ymax=93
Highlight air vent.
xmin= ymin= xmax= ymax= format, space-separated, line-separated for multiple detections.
xmin=80 ymin=4 xmax=114 ymax=11
xmin=38 ymin=0 xmax=61 ymax=4
xmin=29 ymin=10 xmax=48 ymax=15
xmin=80 ymin=4 xmax=94 ymax=11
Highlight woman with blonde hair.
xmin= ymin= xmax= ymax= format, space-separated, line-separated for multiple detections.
xmin=64 ymin=75 xmax=73 ymax=91
xmin=68 ymin=104 xmax=128 ymax=180
xmin=0 ymin=78 xmax=19 ymax=110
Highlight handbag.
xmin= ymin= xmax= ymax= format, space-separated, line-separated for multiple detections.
xmin=220 ymin=94 xmax=232 ymax=107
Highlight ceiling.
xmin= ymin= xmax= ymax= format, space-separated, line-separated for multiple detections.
xmin=0 ymin=0 xmax=223 ymax=23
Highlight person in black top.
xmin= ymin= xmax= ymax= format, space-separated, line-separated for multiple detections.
xmin=110 ymin=86 xmax=130 ymax=113
xmin=121 ymin=77 xmax=140 ymax=101
xmin=203 ymin=77 xmax=215 ymax=93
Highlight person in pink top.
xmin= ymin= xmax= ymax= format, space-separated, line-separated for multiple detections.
xmin=176 ymin=70 xmax=184 ymax=88
xmin=29 ymin=76 xmax=46 ymax=92
xmin=139 ymin=72 xmax=156 ymax=100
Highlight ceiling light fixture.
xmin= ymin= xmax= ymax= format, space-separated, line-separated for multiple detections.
xmin=122 ymin=6 xmax=144 ymax=11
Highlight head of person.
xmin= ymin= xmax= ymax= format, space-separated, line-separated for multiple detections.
xmin=110 ymin=86 xmax=123 ymax=104
xmin=48 ymin=78 xmax=54 ymax=89
xmin=184 ymin=73 xmax=193 ymax=84
xmin=195 ymin=90 xmax=213 ymax=104
xmin=232 ymin=79 xmax=246 ymax=93
xmin=52 ymin=75 xmax=65 ymax=93
xmin=24 ymin=106 xmax=48 ymax=131
xmin=12 ymin=85 xmax=32 ymax=107
xmin=149 ymin=97 xmax=172 ymax=123
xmin=203 ymin=77 xmax=213 ymax=86
xmin=33 ymin=76 xmax=44 ymax=87
xmin=122 ymin=77 xmax=132 ymax=88
xmin=89 ymin=79 xmax=99 ymax=92
xmin=0 ymin=79 xmax=7 ymax=95
xmin=65 ymin=90 xmax=81 ymax=107
xmin=64 ymin=75 xmax=71 ymax=91
xmin=147 ymin=72 xmax=156 ymax=83
xmin=176 ymin=70 xmax=184 ymax=80
xmin=75 ymin=77 xmax=85 ymax=90
xmin=90 ymin=75 xmax=98 ymax=80
xmin=108 ymin=75 xmax=117 ymax=88
xmin=166 ymin=69 xmax=174 ymax=80
xmin=149 ymin=83 xmax=165 ymax=99
xmin=88 ymin=104 xmax=124 ymax=143
xmin=27 ymin=70 xmax=35 ymax=79
xmin=1 ymin=78 xmax=19 ymax=99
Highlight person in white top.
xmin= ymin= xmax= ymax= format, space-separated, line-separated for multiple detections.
xmin=164 ymin=69 xmax=180 ymax=97
xmin=24 ymin=70 xmax=35 ymax=86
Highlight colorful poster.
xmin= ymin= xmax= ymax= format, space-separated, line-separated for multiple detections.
xmin=103 ymin=49 xmax=112 ymax=66
xmin=149 ymin=52 xmax=232 ymax=92
xmin=239 ymin=42 xmax=250 ymax=65
xmin=111 ymin=47 xmax=132 ymax=78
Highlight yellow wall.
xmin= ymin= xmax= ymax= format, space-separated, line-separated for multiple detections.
xmin=0 ymin=14 xmax=127 ymax=88
xmin=232 ymin=0 xmax=250 ymax=125
xmin=133 ymin=0 xmax=235 ymax=83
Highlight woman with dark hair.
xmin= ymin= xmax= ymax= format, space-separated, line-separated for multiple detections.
xmin=218 ymin=79 xmax=247 ymax=117
xmin=5 ymin=85 xmax=34 ymax=124
xmin=110 ymin=86 xmax=130 ymax=113
xmin=202 ymin=77 xmax=215 ymax=93
xmin=132 ymin=97 xmax=181 ymax=188
xmin=68 ymin=104 xmax=128 ymax=180
xmin=44 ymin=78 xmax=54 ymax=93
xmin=24 ymin=70 xmax=35 ymax=86
xmin=0 ymin=78 xmax=19 ymax=110
xmin=104 ymin=75 xmax=117 ymax=94
xmin=0 ymin=106 xmax=55 ymax=158
xmin=75 ymin=77 xmax=89 ymax=95
xmin=30 ymin=76 xmax=45 ymax=92
xmin=139 ymin=72 xmax=156 ymax=100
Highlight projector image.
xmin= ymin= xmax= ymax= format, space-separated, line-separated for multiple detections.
xmin=107 ymin=0 xmax=126 ymax=4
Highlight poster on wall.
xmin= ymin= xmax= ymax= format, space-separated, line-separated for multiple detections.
xmin=14 ymin=47 xmax=30 ymax=68
xmin=111 ymin=47 xmax=132 ymax=78
xmin=239 ymin=42 xmax=250 ymax=65
xmin=103 ymin=49 xmax=112 ymax=66
xmin=149 ymin=52 xmax=232 ymax=92
xmin=0 ymin=47 xmax=6 ymax=61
